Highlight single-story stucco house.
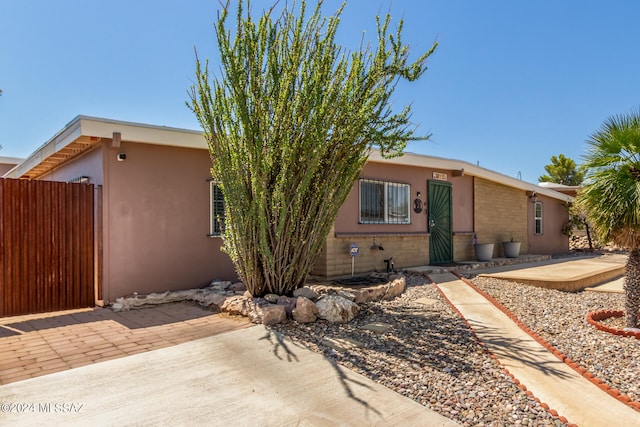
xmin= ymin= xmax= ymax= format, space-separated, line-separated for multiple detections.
xmin=3 ymin=116 xmax=572 ymax=304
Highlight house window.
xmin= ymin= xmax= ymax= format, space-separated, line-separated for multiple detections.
xmin=209 ymin=180 xmax=225 ymax=237
xmin=534 ymin=201 xmax=543 ymax=235
xmin=359 ymin=179 xmax=410 ymax=224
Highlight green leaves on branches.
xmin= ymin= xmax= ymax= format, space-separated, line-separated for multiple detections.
xmin=189 ymin=0 xmax=436 ymax=296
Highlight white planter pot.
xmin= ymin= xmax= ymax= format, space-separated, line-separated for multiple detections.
xmin=503 ymin=241 xmax=521 ymax=258
xmin=474 ymin=243 xmax=494 ymax=262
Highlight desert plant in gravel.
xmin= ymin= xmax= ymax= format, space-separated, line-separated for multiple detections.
xmin=189 ymin=0 xmax=437 ymax=296
xmin=578 ymin=107 xmax=640 ymax=328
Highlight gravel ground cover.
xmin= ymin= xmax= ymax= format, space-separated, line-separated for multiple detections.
xmin=271 ymin=273 xmax=574 ymax=426
xmin=471 ymin=276 xmax=640 ymax=404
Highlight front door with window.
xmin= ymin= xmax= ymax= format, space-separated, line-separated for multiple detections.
xmin=428 ymin=180 xmax=453 ymax=264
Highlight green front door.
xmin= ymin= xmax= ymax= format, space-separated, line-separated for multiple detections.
xmin=428 ymin=180 xmax=453 ymax=264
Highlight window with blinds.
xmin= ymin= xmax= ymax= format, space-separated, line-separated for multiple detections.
xmin=359 ymin=179 xmax=410 ymax=224
xmin=209 ymin=181 xmax=225 ymax=237
xmin=534 ymin=201 xmax=543 ymax=235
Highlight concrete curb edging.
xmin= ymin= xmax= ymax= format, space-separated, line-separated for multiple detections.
xmin=449 ymin=272 xmax=640 ymax=413
xmin=426 ymin=274 xmax=573 ymax=426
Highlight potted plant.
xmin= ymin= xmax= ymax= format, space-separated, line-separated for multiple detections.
xmin=502 ymin=237 xmax=521 ymax=258
xmin=472 ymin=234 xmax=494 ymax=261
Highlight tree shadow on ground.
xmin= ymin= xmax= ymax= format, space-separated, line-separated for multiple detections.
xmin=267 ymin=288 xmax=575 ymax=419
xmin=258 ymin=328 xmax=382 ymax=418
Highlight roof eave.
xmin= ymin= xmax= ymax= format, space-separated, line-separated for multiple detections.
xmin=5 ymin=116 xmax=208 ymax=179
xmin=367 ymin=150 xmax=573 ymax=203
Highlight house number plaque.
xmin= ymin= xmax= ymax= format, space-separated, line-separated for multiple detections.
xmin=432 ymin=172 xmax=448 ymax=181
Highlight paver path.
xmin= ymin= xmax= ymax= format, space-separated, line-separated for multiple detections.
xmin=0 ymin=302 xmax=251 ymax=385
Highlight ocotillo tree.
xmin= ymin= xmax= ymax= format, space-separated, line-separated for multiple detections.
xmin=189 ymin=0 xmax=437 ymax=296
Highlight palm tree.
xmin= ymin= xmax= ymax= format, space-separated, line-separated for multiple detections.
xmin=578 ymin=108 xmax=640 ymax=328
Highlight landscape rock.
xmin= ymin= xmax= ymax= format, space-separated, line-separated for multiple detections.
xmin=310 ymin=276 xmax=406 ymax=304
xmin=221 ymin=295 xmax=256 ymax=316
xmin=204 ymin=293 xmax=228 ymax=311
xmin=276 ymin=296 xmax=297 ymax=316
xmin=293 ymin=287 xmax=319 ymax=301
xmin=249 ymin=303 xmax=286 ymax=325
xmin=228 ymin=282 xmax=246 ymax=293
xmin=315 ymin=295 xmax=360 ymax=323
xmin=264 ymin=293 xmax=280 ymax=303
xmin=292 ymin=296 xmax=319 ymax=323
xmin=335 ymin=290 xmax=356 ymax=301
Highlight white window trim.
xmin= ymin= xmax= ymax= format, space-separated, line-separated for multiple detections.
xmin=534 ymin=201 xmax=543 ymax=235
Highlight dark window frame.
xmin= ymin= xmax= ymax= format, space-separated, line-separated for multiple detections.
xmin=359 ymin=178 xmax=410 ymax=224
xmin=208 ymin=180 xmax=225 ymax=237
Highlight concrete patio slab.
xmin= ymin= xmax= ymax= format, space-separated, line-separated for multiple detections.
xmin=476 ymin=254 xmax=626 ymax=291
xmin=585 ymin=276 xmax=624 ymax=293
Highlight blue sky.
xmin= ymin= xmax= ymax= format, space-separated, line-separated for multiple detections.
xmin=1 ymin=0 xmax=639 ymax=183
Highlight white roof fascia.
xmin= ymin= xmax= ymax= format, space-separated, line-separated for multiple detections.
xmin=77 ymin=116 xmax=207 ymax=149
xmin=4 ymin=116 xmax=208 ymax=179
xmin=3 ymin=117 xmax=83 ymax=178
xmin=367 ymin=150 xmax=573 ymax=203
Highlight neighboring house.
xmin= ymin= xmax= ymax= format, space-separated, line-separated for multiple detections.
xmin=4 ymin=116 xmax=572 ymax=303
xmin=538 ymin=181 xmax=580 ymax=198
xmin=0 ymin=156 xmax=24 ymax=176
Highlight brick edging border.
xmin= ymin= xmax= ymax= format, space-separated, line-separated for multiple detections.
xmin=428 ymin=276 xmax=574 ymax=426
xmin=441 ymin=272 xmax=640 ymax=414
xmin=586 ymin=310 xmax=640 ymax=339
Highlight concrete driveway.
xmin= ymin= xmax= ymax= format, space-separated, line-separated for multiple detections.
xmin=0 ymin=326 xmax=457 ymax=426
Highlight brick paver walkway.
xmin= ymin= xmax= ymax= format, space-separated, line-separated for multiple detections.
xmin=0 ymin=303 xmax=251 ymax=385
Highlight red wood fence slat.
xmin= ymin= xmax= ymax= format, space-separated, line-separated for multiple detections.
xmin=0 ymin=178 xmax=97 ymax=317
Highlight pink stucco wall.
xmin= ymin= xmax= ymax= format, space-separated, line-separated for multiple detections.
xmin=101 ymin=141 xmax=236 ymax=301
xmin=527 ymin=194 xmax=570 ymax=254
xmin=334 ymin=162 xmax=474 ymax=234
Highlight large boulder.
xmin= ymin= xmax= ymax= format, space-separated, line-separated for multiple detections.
xmin=253 ymin=304 xmax=287 ymax=326
xmin=315 ymin=295 xmax=360 ymax=323
xmin=292 ymin=296 xmax=319 ymax=323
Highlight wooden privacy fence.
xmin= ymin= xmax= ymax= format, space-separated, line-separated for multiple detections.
xmin=0 ymin=178 xmax=97 ymax=317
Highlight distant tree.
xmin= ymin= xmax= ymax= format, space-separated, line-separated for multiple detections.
xmin=190 ymin=0 xmax=437 ymax=296
xmin=539 ymin=154 xmax=584 ymax=185
xmin=577 ymin=108 xmax=640 ymax=328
